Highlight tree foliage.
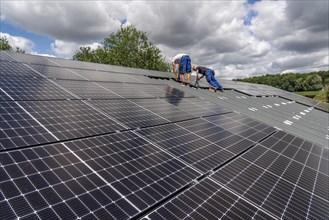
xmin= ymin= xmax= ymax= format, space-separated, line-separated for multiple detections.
xmin=73 ymin=25 xmax=170 ymax=72
xmin=237 ymin=71 xmax=328 ymax=92
xmin=315 ymin=85 xmax=329 ymax=102
xmin=0 ymin=36 xmax=25 ymax=53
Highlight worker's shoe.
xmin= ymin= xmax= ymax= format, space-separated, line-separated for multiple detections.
xmin=209 ymin=86 xmax=216 ymax=92
xmin=219 ymin=88 xmax=224 ymax=92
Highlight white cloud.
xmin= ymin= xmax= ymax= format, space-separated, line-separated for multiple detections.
xmin=271 ymin=51 xmax=328 ymax=72
xmin=1 ymin=1 xmax=124 ymax=43
xmin=50 ymin=40 xmax=101 ymax=58
xmin=0 ymin=32 xmax=35 ymax=52
xmin=50 ymin=40 xmax=78 ymax=58
xmin=31 ymin=52 xmax=56 ymax=58
xmin=2 ymin=1 xmax=328 ymax=79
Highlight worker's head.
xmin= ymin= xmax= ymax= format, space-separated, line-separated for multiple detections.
xmin=192 ymin=65 xmax=197 ymax=71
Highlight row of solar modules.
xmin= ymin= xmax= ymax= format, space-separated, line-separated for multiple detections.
xmin=211 ymin=88 xmax=328 ymax=147
xmin=1 ymin=51 xmax=173 ymax=78
xmin=0 ymin=75 xmax=198 ymax=101
xmin=1 ymin=114 xmax=327 ymax=219
xmin=0 ymin=97 xmax=231 ymax=150
xmin=220 ymin=80 xmax=329 ymax=113
xmin=0 ymin=60 xmax=171 ymax=84
xmin=169 ymin=81 xmax=328 ymax=147
xmin=2 ymin=50 xmax=329 ymax=113
xmin=162 ymin=74 xmax=329 ymax=113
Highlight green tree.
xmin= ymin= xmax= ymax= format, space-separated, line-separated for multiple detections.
xmin=303 ymin=74 xmax=323 ymax=91
xmin=239 ymin=71 xmax=328 ymax=92
xmin=0 ymin=36 xmax=12 ymax=51
xmin=73 ymin=25 xmax=170 ymax=72
xmin=0 ymin=36 xmax=25 ymax=53
xmin=315 ymin=85 xmax=329 ymax=102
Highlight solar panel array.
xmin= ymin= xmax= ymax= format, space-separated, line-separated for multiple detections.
xmin=170 ymin=85 xmax=328 ymax=147
xmin=1 ymin=51 xmax=328 ymax=220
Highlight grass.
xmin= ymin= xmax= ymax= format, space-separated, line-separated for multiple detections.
xmin=294 ymin=89 xmax=329 ymax=102
xmin=294 ymin=91 xmax=320 ymax=97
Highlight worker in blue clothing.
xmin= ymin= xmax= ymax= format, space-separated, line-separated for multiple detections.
xmin=172 ymin=53 xmax=192 ymax=85
xmin=193 ymin=65 xmax=224 ymax=92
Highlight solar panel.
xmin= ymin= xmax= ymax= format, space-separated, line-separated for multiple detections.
xmin=68 ymin=68 xmax=138 ymax=83
xmin=128 ymin=84 xmax=196 ymax=98
xmin=4 ymin=51 xmax=60 ymax=66
xmin=164 ymin=98 xmax=231 ymax=116
xmin=87 ymin=99 xmax=170 ymax=129
xmin=210 ymin=131 xmax=329 ymax=219
xmin=204 ymin=113 xmax=277 ymax=142
xmin=0 ymin=89 xmax=10 ymax=101
xmin=0 ymin=51 xmax=16 ymax=61
xmin=46 ymin=56 xmax=125 ymax=72
xmin=130 ymin=98 xmax=198 ymax=122
xmin=28 ymin=64 xmax=88 ymax=80
xmin=0 ymin=101 xmax=57 ymax=150
xmin=16 ymin=100 xmax=125 ymax=141
xmin=137 ymin=119 xmax=256 ymax=173
xmin=55 ymin=80 xmax=120 ymax=99
xmin=0 ymin=77 xmax=76 ymax=101
xmin=96 ymin=82 xmax=155 ymax=98
xmin=129 ymin=75 xmax=171 ymax=85
xmin=0 ymin=61 xmax=42 ymax=78
xmin=146 ymin=178 xmax=277 ymax=219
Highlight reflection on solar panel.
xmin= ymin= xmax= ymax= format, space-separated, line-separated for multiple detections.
xmin=0 ymin=76 xmax=76 ymax=101
xmin=55 ymin=80 xmax=120 ymax=99
xmin=0 ymin=52 xmax=16 ymax=61
xmin=1 ymin=51 xmax=327 ymax=220
xmin=28 ymin=64 xmax=87 ymax=80
xmin=220 ymin=79 xmax=329 ymax=112
xmin=17 ymin=100 xmax=125 ymax=141
xmin=0 ymin=61 xmax=41 ymax=78
xmin=3 ymin=51 xmax=60 ymax=66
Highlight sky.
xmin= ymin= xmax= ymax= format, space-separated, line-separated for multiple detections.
xmin=0 ymin=0 xmax=328 ymax=79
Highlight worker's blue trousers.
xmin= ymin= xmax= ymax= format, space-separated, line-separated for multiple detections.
xmin=206 ymin=70 xmax=223 ymax=89
xmin=179 ymin=55 xmax=191 ymax=74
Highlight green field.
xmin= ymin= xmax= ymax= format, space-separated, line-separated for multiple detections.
xmin=294 ymin=90 xmax=329 ymax=103
xmin=294 ymin=91 xmax=320 ymax=97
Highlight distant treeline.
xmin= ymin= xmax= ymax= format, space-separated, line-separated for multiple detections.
xmin=236 ymin=71 xmax=329 ymax=92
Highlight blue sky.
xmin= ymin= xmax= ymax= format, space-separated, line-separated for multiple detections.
xmin=1 ymin=0 xmax=328 ymax=78
xmin=248 ymin=0 xmax=261 ymax=4
xmin=1 ymin=21 xmax=53 ymax=54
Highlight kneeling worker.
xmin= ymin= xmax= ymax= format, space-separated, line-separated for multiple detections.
xmin=193 ymin=65 xmax=224 ymax=92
